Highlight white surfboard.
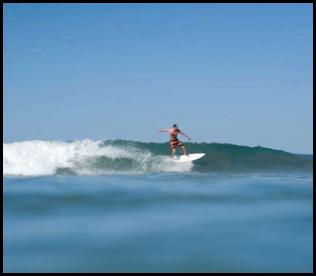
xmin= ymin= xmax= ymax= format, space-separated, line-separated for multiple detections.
xmin=172 ymin=153 xmax=205 ymax=163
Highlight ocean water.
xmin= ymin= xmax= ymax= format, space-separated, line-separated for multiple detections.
xmin=3 ymin=140 xmax=313 ymax=272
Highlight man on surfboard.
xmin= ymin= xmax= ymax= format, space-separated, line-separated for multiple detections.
xmin=156 ymin=124 xmax=191 ymax=159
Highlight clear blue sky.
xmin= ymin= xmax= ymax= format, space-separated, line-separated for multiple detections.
xmin=4 ymin=4 xmax=313 ymax=154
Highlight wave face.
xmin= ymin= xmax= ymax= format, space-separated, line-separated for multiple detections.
xmin=3 ymin=139 xmax=312 ymax=176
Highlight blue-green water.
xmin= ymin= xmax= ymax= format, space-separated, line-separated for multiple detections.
xmin=4 ymin=172 xmax=312 ymax=273
xmin=3 ymin=140 xmax=313 ymax=272
xmin=3 ymin=140 xmax=312 ymax=176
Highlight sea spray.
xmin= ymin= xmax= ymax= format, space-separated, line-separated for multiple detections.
xmin=3 ymin=139 xmax=193 ymax=176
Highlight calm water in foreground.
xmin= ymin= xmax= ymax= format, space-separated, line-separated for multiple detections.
xmin=4 ymin=172 xmax=313 ymax=272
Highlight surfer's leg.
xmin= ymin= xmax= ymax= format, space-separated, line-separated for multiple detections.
xmin=170 ymin=140 xmax=178 ymax=159
xmin=171 ymin=148 xmax=176 ymax=159
xmin=180 ymin=145 xmax=188 ymax=156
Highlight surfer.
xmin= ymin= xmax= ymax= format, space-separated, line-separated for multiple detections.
xmin=156 ymin=124 xmax=191 ymax=158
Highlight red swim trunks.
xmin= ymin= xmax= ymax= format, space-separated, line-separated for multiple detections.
xmin=170 ymin=139 xmax=183 ymax=149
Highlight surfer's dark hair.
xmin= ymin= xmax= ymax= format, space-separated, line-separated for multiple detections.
xmin=173 ymin=124 xmax=178 ymax=128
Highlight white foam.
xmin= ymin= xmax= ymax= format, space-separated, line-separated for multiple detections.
xmin=3 ymin=139 xmax=193 ymax=176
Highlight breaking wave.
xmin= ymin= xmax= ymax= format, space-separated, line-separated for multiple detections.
xmin=3 ymin=139 xmax=192 ymax=176
xmin=3 ymin=139 xmax=312 ymax=177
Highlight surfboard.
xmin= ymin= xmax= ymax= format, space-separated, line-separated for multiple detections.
xmin=172 ymin=153 xmax=205 ymax=163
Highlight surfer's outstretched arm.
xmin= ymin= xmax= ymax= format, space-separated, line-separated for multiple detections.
xmin=156 ymin=128 xmax=169 ymax=134
xmin=179 ymin=130 xmax=191 ymax=140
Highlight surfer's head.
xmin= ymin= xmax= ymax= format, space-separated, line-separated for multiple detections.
xmin=173 ymin=124 xmax=178 ymax=129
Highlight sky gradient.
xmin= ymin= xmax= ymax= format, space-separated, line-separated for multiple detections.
xmin=4 ymin=3 xmax=313 ymax=154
